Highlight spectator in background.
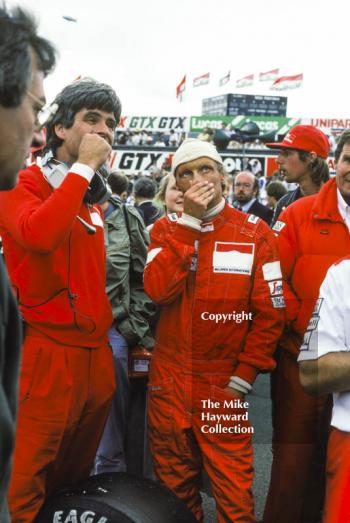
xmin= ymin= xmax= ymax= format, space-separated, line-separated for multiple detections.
xmin=267 ymin=125 xmax=330 ymax=227
xmin=233 ymin=170 xmax=273 ymax=224
xmin=95 ymin=173 xmax=156 ymax=474
xmin=198 ymin=126 xmax=214 ymax=142
xmin=154 ymin=133 xmax=165 ymax=146
xmin=169 ymin=129 xmax=179 ymax=147
xmin=221 ymin=170 xmax=233 ymax=202
xmin=134 ymin=176 xmax=163 ymax=226
xmin=0 ymin=7 xmax=56 ymax=523
xmin=266 ymin=181 xmax=288 ymax=210
xmin=108 ymin=170 xmax=128 ymax=202
xmin=153 ymin=174 xmax=184 ymax=215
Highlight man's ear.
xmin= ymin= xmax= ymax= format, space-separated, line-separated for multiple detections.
xmin=309 ymin=151 xmax=317 ymax=165
xmin=54 ymin=123 xmax=66 ymax=140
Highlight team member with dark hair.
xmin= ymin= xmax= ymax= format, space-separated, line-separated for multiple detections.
xmin=266 ymin=181 xmax=287 ymax=209
xmin=267 ymin=124 xmax=330 ymax=227
xmin=133 ymin=176 xmax=163 ymax=226
xmin=0 ymin=78 xmax=121 ymax=522
xmin=144 ymin=139 xmax=285 ymax=522
xmin=264 ymin=129 xmax=350 ymax=523
xmin=0 ymin=6 xmax=56 ymax=523
xmin=108 ymin=169 xmax=128 ymax=201
xmin=233 ymin=170 xmax=273 ymax=224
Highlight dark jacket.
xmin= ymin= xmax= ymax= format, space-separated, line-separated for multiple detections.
xmin=247 ymin=200 xmax=273 ymax=225
xmin=270 ymin=187 xmax=302 ymax=228
xmin=134 ymin=201 xmax=163 ymax=227
xmin=0 ymin=257 xmax=22 ymax=523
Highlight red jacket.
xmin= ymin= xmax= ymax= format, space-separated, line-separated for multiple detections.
xmin=275 ymin=178 xmax=350 ymax=356
xmin=144 ymin=204 xmax=285 ymax=385
xmin=0 ymin=164 xmax=112 ymax=347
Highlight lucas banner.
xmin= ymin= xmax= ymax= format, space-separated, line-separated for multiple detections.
xmin=190 ymin=115 xmax=302 ymax=134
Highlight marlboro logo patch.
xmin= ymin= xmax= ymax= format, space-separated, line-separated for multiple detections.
xmin=212 ymin=242 xmax=254 ymax=274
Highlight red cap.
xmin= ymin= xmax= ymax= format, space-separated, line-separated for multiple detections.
xmin=266 ymin=125 xmax=330 ymax=159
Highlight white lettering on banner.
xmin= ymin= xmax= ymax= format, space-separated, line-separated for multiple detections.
xmin=222 ymin=157 xmax=241 ymax=173
xmin=191 ymin=117 xmax=224 ymax=130
xmin=146 ymin=248 xmax=162 ymax=265
xmin=268 ymin=280 xmax=283 ymax=296
xmin=212 ymin=242 xmax=255 ymax=274
xmin=262 ymin=261 xmax=282 ymax=281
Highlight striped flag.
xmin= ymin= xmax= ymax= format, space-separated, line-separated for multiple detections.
xmin=270 ymin=73 xmax=303 ymax=90
xmin=176 ymin=75 xmax=186 ymax=101
xmin=236 ymin=74 xmax=254 ymax=88
xmin=219 ymin=71 xmax=230 ymax=87
xmin=259 ymin=68 xmax=279 ymax=82
xmin=193 ymin=72 xmax=210 ymax=87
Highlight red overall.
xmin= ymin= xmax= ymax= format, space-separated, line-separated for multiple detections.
xmin=0 ymin=164 xmax=115 ymax=522
xmin=144 ymin=205 xmax=284 ymax=522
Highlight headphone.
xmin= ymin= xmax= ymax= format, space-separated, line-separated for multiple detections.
xmin=41 ymin=151 xmax=111 ymax=206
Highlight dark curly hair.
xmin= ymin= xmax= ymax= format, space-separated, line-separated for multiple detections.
xmin=45 ymin=78 xmax=122 ymax=154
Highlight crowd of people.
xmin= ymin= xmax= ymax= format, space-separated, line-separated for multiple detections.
xmin=1 ymin=4 xmax=350 ymax=523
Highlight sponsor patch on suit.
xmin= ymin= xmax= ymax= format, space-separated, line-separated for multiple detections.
xmin=212 ymin=242 xmax=254 ymax=274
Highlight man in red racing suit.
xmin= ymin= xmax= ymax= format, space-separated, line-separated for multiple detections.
xmin=144 ymin=139 xmax=285 ymax=523
xmin=0 ymin=79 xmax=121 ymax=522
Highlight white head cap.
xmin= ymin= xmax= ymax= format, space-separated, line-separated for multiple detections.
xmin=172 ymin=138 xmax=223 ymax=175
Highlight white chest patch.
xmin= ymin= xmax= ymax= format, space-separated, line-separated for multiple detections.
xmin=212 ymin=242 xmax=254 ymax=275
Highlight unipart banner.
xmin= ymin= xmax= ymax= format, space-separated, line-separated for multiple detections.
xmin=190 ymin=115 xmax=302 ymax=134
xmin=309 ymin=118 xmax=350 ymax=131
xmin=117 ymin=116 xmax=188 ymax=131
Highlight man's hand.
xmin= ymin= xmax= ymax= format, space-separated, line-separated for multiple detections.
xmin=224 ymin=386 xmax=245 ymax=401
xmin=183 ymin=181 xmax=215 ymax=219
xmin=77 ymin=133 xmax=112 ymax=172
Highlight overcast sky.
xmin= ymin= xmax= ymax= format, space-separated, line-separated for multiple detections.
xmin=8 ymin=0 xmax=348 ymax=118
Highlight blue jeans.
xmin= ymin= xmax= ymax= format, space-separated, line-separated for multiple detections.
xmin=94 ymin=327 xmax=129 ymax=473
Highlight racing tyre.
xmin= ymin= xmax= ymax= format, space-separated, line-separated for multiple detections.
xmin=35 ymin=472 xmax=197 ymax=523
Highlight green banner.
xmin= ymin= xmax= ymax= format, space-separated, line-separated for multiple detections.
xmin=190 ymin=115 xmax=302 ymax=134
